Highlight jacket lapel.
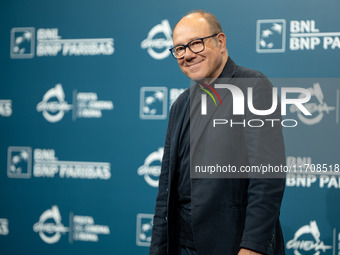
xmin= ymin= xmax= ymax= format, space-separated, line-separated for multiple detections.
xmin=190 ymin=57 xmax=237 ymax=152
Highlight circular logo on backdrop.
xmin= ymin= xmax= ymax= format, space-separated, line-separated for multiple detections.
xmin=33 ymin=205 xmax=68 ymax=244
xmin=36 ymin=84 xmax=73 ymax=123
xmin=137 ymin=148 xmax=163 ymax=187
xmin=141 ymin=20 xmax=173 ymax=60
xmin=286 ymin=221 xmax=332 ymax=255
xmin=290 ymin=83 xmax=335 ymax=125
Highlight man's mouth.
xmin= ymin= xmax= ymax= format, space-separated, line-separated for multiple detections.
xmin=187 ymin=59 xmax=204 ymax=67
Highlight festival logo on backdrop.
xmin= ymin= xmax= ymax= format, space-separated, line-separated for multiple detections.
xmin=137 ymin=148 xmax=163 ymax=187
xmin=289 ymin=83 xmax=335 ymax=125
xmin=141 ymin=20 xmax=173 ymax=60
xmin=33 ymin=206 xmax=69 ymax=244
xmin=37 ymin=83 xmax=114 ymax=123
xmin=33 ymin=205 xmax=110 ymax=244
xmin=36 ymin=84 xmax=73 ymax=123
xmin=286 ymin=221 xmax=332 ymax=255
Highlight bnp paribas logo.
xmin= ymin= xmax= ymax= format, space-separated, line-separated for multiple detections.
xmin=256 ymin=19 xmax=286 ymax=53
xmin=257 ymin=19 xmax=340 ymax=53
xmin=10 ymin=27 xmax=35 ymax=58
xmin=140 ymin=87 xmax=168 ymax=119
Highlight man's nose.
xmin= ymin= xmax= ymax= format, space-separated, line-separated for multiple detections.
xmin=183 ymin=48 xmax=196 ymax=61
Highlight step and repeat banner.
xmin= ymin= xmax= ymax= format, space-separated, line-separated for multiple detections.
xmin=1 ymin=0 xmax=340 ymax=254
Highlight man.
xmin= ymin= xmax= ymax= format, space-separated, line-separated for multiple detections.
xmin=150 ymin=10 xmax=286 ymax=255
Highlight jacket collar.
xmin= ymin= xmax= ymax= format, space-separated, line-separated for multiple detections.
xmin=191 ymin=56 xmax=237 ymax=94
xmin=214 ymin=56 xmax=237 ymax=82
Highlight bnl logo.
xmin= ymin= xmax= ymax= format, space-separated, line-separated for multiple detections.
xmin=140 ymin=87 xmax=168 ymax=119
xmin=136 ymin=214 xmax=153 ymax=246
xmin=256 ymin=19 xmax=286 ymax=53
xmin=10 ymin=27 xmax=35 ymax=58
xmin=0 ymin=219 xmax=9 ymax=236
xmin=7 ymin=146 xmax=32 ymax=178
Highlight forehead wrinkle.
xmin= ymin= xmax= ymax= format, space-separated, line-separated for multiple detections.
xmin=173 ymin=21 xmax=210 ymax=46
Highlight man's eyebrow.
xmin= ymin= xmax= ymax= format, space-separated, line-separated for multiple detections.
xmin=173 ymin=43 xmax=183 ymax=48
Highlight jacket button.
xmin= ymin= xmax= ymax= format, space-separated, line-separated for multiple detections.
xmin=165 ymin=217 xmax=168 ymax=221
xmin=166 ymin=188 xmax=169 ymax=192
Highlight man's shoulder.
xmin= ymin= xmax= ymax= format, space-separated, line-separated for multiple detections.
xmin=167 ymin=87 xmax=190 ymax=125
xmin=222 ymin=57 xmax=267 ymax=79
xmin=234 ymin=64 xmax=267 ymax=79
xmin=231 ymin=61 xmax=273 ymax=90
xmin=171 ymin=87 xmax=190 ymax=110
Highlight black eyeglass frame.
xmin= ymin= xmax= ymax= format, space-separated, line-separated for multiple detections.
xmin=169 ymin=33 xmax=218 ymax=59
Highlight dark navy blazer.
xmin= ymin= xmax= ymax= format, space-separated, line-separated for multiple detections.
xmin=149 ymin=58 xmax=286 ymax=255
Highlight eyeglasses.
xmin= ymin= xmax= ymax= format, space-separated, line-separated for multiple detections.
xmin=169 ymin=34 xmax=218 ymax=59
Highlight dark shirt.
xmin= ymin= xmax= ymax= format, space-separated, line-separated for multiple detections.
xmin=175 ymin=80 xmax=213 ymax=250
xmin=175 ymin=90 xmax=195 ymax=249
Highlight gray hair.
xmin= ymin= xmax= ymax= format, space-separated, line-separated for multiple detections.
xmin=174 ymin=10 xmax=223 ymax=34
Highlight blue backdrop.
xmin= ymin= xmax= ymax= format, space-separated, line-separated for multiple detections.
xmin=1 ymin=0 xmax=340 ymax=254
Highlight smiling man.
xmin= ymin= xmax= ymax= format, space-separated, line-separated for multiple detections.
xmin=172 ymin=15 xmax=227 ymax=82
xmin=149 ymin=10 xmax=286 ymax=255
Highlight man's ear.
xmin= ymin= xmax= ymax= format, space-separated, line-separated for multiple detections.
xmin=217 ymin=33 xmax=227 ymax=49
